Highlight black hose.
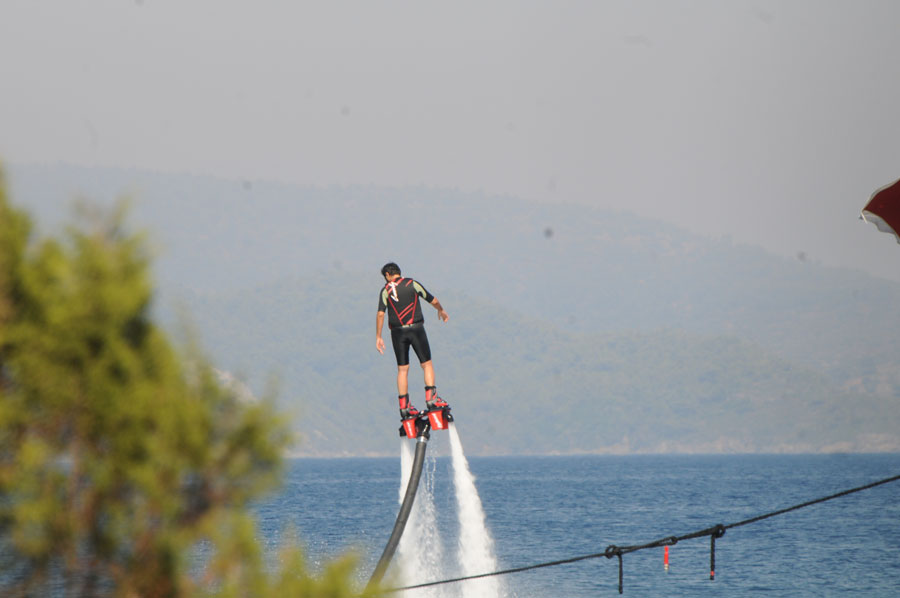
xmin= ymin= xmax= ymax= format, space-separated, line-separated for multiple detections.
xmin=367 ymin=433 xmax=429 ymax=589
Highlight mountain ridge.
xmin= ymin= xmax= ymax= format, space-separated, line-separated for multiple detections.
xmin=7 ymin=163 xmax=899 ymax=455
xmin=165 ymin=274 xmax=900 ymax=456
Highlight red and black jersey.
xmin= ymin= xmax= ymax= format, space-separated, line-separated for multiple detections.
xmin=377 ymin=277 xmax=435 ymax=329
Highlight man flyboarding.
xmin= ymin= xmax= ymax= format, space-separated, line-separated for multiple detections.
xmin=375 ymin=262 xmax=450 ymax=422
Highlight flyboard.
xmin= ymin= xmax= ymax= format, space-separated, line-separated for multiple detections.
xmin=366 ymin=404 xmax=453 ymax=589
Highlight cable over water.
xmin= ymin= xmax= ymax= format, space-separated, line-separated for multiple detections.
xmin=386 ymin=472 xmax=900 ymax=595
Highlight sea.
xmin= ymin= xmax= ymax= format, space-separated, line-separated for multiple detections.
xmin=255 ymin=446 xmax=900 ymax=597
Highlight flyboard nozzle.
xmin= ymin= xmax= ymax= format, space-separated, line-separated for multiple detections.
xmin=399 ymin=408 xmax=452 ymax=439
xmin=427 ymin=406 xmax=453 ymax=430
xmin=400 ymin=418 xmax=417 ymax=438
xmin=399 ymin=415 xmax=431 ymax=440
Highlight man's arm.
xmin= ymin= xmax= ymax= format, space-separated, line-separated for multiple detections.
xmin=376 ymin=311 xmax=386 ymax=354
xmin=430 ymin=297 xmax=449 ymax=322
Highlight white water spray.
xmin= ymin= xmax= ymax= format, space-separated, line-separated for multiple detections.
xmin=397 ymin=441 xmax=447 ymax=598
xmin=392 ymin=427 xmax=504 ymax=598
xmin=449 ymin=425 xmax=503 ymax=598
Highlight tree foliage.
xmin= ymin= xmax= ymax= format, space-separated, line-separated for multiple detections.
xmin=0 ymin=170 xmax=376 ymax=597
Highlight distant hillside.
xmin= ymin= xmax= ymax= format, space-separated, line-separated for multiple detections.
xmin=168 ymin=275 xmax=900 ymax=456
xmin=7 ymin=163 xmax=900 ymax=454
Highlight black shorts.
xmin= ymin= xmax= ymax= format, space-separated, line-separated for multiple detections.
xmin=390 ymin=324 xmax=432 ymax=366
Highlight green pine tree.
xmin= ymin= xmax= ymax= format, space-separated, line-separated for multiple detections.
xmin=0 ymin=168 xmax=380 ymax=597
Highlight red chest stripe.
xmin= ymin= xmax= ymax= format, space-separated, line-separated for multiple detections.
xmin=386 ymin=279 xmax=419 ymax=325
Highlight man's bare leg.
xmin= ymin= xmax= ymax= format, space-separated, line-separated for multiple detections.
xmin=397 ymin=365 xmax=410 ymax=396
xmin=421 ymin=360 xmax=435 ymax=388
xmin=420 ymin=360 xmax=447 ymax=408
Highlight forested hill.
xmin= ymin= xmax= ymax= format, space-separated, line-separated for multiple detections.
xmin=173 ymin=275 xmax=900 ymax=456
xmin=7 ymin=163 xmax=900 ymax=455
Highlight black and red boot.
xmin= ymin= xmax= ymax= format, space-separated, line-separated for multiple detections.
xmin=425 ymin=386 xmax=448 ymax=410
xmin=398 ymin=394 xmax=420 ymax=420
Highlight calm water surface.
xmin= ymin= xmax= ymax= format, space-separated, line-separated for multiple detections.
xmin=255 ymin=451 xmax=900 ymax=597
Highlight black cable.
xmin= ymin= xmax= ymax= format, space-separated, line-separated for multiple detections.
xmin=385 ymin=471 xmax=900 ymax=594
xmin=725 ymin=472 xmax=900 ymax=530
xmin=387 ymin=550 xmax=610 ymax=592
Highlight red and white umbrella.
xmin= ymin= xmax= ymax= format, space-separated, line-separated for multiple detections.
xmin=861 ymin=178 xmax=900 ymax=243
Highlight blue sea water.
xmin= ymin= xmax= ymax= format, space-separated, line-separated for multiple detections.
xmin=255 ymin=451 xmax=900 ymax=597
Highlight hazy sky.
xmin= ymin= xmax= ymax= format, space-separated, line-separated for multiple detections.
xmin=2 ymin=1 xmax=899 ymax=280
